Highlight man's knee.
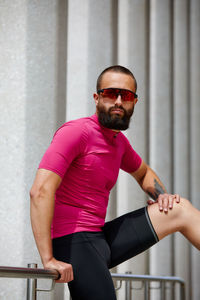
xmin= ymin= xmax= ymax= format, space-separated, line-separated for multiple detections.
xmin=147 ymin=197 xmax=191 ymax=239
xmin=174 ymin=197 xmax=191 ymax=212
xmin=148 ymin=197 xmax=191 ymax=223
xmin=165 ymin=197 xmax=191 ymax=230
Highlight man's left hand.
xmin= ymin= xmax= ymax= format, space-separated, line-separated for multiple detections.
xmin=147 ymin=194 xmax=180 ymax=212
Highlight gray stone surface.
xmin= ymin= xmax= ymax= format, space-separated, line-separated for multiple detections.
xmin=117 ymin=1 xmax=150 ymax=299
xmin=173 ymin=1 xmax=191 ymax=299
xmin=0 ymin=1 xmax=28 ymax=299
xmin=190 ymin=1 xmax=200 ymax=300
xmin=149 ymin=1 xmax=173 ymax=299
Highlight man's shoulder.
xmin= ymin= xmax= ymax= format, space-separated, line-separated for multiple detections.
xmin=54 ymin=115 xmax=97 ymax=136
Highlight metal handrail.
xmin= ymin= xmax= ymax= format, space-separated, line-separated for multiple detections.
xmin=111 ymin=272 xmax=185 ymax=284
xmin=0 ymin=265 xmax=59 ymax=280
xmin=0 ymin=265 xmax=185 ymax=300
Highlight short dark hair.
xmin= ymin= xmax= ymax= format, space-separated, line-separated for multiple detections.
xmin=96 ymin=65 xmax=137 ymax=92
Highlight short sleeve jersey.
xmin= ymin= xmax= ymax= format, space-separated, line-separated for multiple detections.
xmin=39 ymin=114 xmax=142 ymax=238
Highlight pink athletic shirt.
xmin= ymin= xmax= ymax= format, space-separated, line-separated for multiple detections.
xmin=39 ymin=114 xmax=142 ymax=238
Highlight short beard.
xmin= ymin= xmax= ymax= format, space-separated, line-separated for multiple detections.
xmin=97 ymin=104 xmax=134 ymax=130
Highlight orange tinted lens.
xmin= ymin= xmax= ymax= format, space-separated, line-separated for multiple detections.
xmin=120 ymin=90 xmax=135 ymax=101
xmin=102 ymin=89 xmax=117 ymax=99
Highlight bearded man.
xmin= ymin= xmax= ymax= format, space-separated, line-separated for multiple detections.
xmin=30 ymin=65 xmax=200 ymax=300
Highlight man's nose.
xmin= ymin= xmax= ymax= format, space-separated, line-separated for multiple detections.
xmin=115 ymin=94 xmax=122 ymax=105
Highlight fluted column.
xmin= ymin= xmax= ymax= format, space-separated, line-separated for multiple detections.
xmin=0 ymin=1 xmax=27 ymax=299
xmin=25 ymin=1 xmax=68 ymax=299
xmin=149 ymin=0 xmax=173 ymax=299
xmin=117 ymin=1 xmax=150 ymax=299
xmin=173 ymin=1 xmax=191 ymax=299
xmin=190 ymin=0 xmax=200 ymax=299
xmin=66 ymin=0 xmax=118 ymax=121
xmin=0 ymin=0 xmax=66 ymax=299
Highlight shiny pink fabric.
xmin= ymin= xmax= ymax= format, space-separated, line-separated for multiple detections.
xmin=39 ymin=114 xmax=142 ymax=238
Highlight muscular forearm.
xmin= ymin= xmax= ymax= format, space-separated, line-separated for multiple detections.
xmin=140 ymin=167 xmax=167 ymax=201
xmin=132 ymin=161 xmax=179 ymax=211
xmin=30 ymin=192 xmax=54 ymax=265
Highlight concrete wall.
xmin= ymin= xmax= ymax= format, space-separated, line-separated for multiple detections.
xmin=0 ymin=0 xmax=199 ymax=299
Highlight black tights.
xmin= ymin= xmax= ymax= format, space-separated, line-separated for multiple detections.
xmin=53 ymin=207 xmax=158 ymax=300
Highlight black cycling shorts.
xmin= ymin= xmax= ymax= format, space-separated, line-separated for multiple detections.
xmin=52 ymin=206 xmax=158 ymax=300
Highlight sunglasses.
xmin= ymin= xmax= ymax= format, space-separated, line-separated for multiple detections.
xmin=97 ymin=88 xmax=138 ymax=102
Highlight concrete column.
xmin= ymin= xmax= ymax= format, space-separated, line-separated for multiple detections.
xmin=173 ymin=1 xmax=191 ymax=299
xmin=0 ymin=0 xmax=67 ymax=299
xmin=0 ymin=1 xmax=27 ymax=299
xmin=190 ymin=0 xmax=200 ymax=299
xmin=117 ymin=1 xmax=150 ymax=299
xmin=149 ymin=0 xmax=173 ymax=299
xmin=24 ymin=1 xmax=68 ymax=299
xmin=66 ymin=0 xmax=117 ymax=121
xmin=26 ymin=1 xmax=67 ymax=299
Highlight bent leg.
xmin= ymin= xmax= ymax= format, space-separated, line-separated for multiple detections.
xmin=147 ymin=198 xmax=200 ymax=249
xmin=103 ymin=207 xmax=158 ymax=268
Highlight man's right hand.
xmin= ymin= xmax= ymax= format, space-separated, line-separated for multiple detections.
xmin=44 ymin=257 xmax=74 ymax=283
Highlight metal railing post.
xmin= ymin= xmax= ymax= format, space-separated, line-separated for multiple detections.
xmin=144 ymin=281 xmax=149 ymax=300
xmin=125 ymin=271 xmax=132 ymax=300
xmin=160 ymin=281 xmax=165 ymax=300
xmin=180 ymin=283 xmax=186 ymax=300
xmin=26 ymin=263 xmax=37 ymax=300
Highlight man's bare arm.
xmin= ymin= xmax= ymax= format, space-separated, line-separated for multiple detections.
xmin=131 ymin=161 xmax=180 ymax=211
xmin=30 ymin=169 xmax=73 ymax=283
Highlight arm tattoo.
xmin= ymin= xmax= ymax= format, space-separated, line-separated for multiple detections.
xmin=148 ymin=179 xmax=166 ymax=201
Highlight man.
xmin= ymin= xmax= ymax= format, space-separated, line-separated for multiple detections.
xmin=30 ymin=65 xmax=200 ymax=300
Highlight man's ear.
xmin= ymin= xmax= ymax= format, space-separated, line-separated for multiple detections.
xmin=93 ymin=93 xmax=99 ymax=106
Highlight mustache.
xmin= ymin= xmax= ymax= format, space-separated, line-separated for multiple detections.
xmin=109 ymin=105 xmax=125 ymax=113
